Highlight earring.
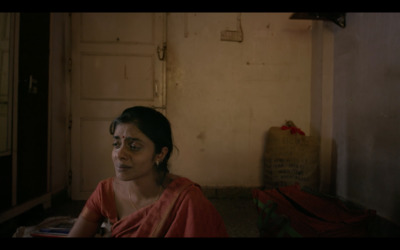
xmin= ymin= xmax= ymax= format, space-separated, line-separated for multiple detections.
xmin=156 ymin=160 xmax=159 ymax=166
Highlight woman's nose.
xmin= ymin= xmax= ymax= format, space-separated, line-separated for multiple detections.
xmin=116 ymin=144 xmax=129 ymax=160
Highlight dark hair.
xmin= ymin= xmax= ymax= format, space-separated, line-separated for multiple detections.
xmin=109 ymin=106 xmax=173 ymax=176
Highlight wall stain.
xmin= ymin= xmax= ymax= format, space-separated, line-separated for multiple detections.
xmin=197 ymin=131 xmax=206 ymax=152
xmin=196 ymin=131 xmax=206 ymax=141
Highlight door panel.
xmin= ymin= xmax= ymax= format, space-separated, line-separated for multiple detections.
xmin=71 ymin=13 xmax=166 ymax=200
xmin=80 ymin=54 xmax=155 ymax=100
xmin=80 ymin=119 xmax=113 ymax=192
xmin=80 ymin=13 xmax=154 ymax=43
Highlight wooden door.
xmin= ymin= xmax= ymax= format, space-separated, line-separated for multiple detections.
xmin=70 ymin=13 xmax=166 ymax=200
xmin=17 ymin=13 xmax=50 ymax=204
xmin=0 ymin=12 xmax=12 ymax=212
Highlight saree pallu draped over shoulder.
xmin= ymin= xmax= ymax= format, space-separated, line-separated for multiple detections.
xmin=83 ymin=176 xmax=228 ymax=237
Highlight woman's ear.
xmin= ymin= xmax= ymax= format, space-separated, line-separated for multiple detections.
xmin=156 ymin=146 xmax=169 ymax=163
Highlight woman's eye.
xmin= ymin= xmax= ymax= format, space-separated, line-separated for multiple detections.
xmin=130 ymin=143 xmax=142 ymax=151
xmin=112 ymin=142 xmax=120 ymax=148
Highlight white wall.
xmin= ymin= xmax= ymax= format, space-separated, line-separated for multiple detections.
xmin=166 ymin=13 xmax=312 ymax=187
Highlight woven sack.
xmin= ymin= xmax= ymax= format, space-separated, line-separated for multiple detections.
xmin=263 ymin=126 xmax=320 ymax=190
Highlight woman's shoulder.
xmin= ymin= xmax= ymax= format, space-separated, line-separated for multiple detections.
xmin=165 ymin=174 xmax=206 ymax=199
xmin=93 ymin=177 xmax=115 ymax=194
xmin=96 ymin=177 xmax=114 ymax=186
xmin=165 ymin=174 xmax=222 ymax=218
xmin=166 ymin=174 xmax=199 ymax=189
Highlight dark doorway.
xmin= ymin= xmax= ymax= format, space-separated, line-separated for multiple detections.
xmin=0 ymin=155 xmax=12 ymax=212
xmin=17 ymin=13 xmax=50 ymax=204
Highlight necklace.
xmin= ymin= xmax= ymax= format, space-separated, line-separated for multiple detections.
xmin=128 ymin=186 xmax=162 ymax=211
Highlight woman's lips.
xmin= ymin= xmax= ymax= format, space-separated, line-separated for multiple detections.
xmin=116 ymin=164 xmax=132 ymax=172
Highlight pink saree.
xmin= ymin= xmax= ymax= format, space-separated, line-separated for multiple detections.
xmin=81 ymin=176 xmax=228 ymax=237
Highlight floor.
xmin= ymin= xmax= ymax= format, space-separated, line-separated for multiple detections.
xmin=0 ymin=196 xmax=260 ymax=238
xmin=2 ymin=190 xmax=400 ymax=238
xmin=211 ymin=198 xmax=260 ymax=237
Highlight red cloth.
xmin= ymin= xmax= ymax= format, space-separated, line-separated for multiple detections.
xmin=82 ymin=176 xmax=228 ymax=237
xmin=252 ymin=184 xmax=376 ymax=237
xmin=280 ymin=125 xmax=305 ymax=135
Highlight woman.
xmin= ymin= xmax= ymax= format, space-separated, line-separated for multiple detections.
xmin=68 ymin=106 xmax=228 ymax=237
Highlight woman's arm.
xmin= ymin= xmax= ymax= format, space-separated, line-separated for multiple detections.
xmin=68 ymin=215 xmax=101 ymax=237
xmin=68 ymin=205 xmax=104 ymax=237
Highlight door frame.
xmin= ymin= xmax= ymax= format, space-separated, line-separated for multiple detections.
xmin=0 ymin=12 xmax=53 ymax=224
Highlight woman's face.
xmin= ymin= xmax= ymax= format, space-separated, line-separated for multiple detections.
xmin=112 ymin=123 xmax=158 ymax=181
